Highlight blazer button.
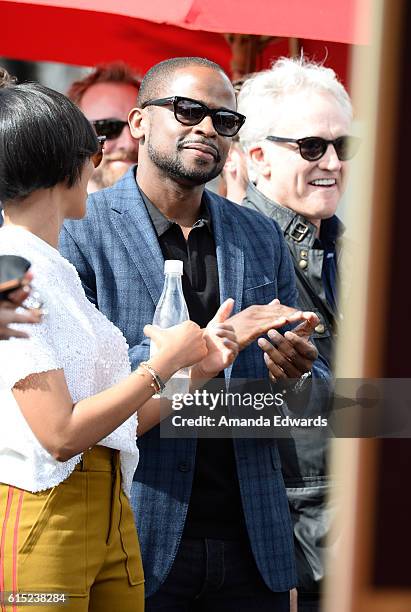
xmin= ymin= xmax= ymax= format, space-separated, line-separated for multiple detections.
xmin=178 ymin=462 xmax=191 ymax=472
xmin=315 ymin=323 xmax=325 ymax=334
xmin=299 ymin=260 xmax=308 ymax=269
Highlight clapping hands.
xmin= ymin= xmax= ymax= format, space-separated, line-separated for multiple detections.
xmin=191 ymin=298 xmax=239 ymax=380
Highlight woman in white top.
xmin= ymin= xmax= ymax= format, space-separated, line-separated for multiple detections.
xmin=0 ymin=71 xmax=238 ymax=611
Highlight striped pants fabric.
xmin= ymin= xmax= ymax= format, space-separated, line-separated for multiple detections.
xmin=0 ymin=446 xmax=144 ymax=611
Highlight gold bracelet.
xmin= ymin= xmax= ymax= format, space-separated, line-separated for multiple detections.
xmin=138 ymin=361 xmax=166 ymax=394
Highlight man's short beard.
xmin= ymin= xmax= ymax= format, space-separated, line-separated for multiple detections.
xmin=147 ymin=142 xmax=224 ymax=186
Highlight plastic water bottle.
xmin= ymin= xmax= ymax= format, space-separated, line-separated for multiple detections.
xmin=150 ymin=260 xmax=190 ymax=398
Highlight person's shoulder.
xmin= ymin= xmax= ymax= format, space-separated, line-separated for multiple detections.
xmin=62 ymin=168 xmax=139 ymax=240
xmin=206 ymin=190 xmax=274 ymax=223
xmin=205 ymin=190 xmax=284 ymax=240
xmin=87 ymin=167 xmax=139 ymax=214
xmin=0 ymin=226 xmax=58 ymax=269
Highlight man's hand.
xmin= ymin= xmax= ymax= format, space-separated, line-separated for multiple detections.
xmin=191 ymin=298 xmax=239 ymax=380
xmin=257 ymin=312 xmax=319 ymax=382
xmin=226 ymin=299 xmax=310 ymax=351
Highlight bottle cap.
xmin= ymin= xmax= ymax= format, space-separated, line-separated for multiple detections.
xmin=164 ymin=260 xmax=183 ymax=275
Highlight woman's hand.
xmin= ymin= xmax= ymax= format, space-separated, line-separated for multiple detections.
xmin=191 ymin=299 xmax=239 ymax=380
xmin=144 ymin=320 xmax=207 ymax=373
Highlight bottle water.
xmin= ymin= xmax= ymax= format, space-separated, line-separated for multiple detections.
xmin=150 ymin=260 xmax=190 ymax=398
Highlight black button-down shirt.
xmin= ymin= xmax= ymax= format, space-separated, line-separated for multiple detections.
xmin=141 ymin=189 xmax=220 ymax=328
xmin=139 ymin=185 xmax=246 ymax=540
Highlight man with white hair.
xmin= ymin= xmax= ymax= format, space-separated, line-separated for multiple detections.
xmin=237 ymin=57 xmax=359 ymax=611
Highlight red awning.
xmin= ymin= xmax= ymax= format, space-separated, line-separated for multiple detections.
xmin=1 ymin=0 xmax=368 ymax=76
xmin=4 ymin=0 xmax=369 ymax=41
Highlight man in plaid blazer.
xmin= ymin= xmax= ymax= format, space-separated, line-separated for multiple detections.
xmin=60 ymin=57 xmax=328 ymax=611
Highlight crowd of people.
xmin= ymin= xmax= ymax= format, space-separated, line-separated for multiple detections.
xmin=0 ymin=52 xmax=357 ymax=612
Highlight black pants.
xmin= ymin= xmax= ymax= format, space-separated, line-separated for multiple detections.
xmin=297 ymin=592 xmax=320 ymax=612
xmin=146 ymin=537 xmax=290 ymax=612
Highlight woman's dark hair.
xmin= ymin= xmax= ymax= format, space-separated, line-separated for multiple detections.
xmin=0 ymin=72 xmax=98 ymax=202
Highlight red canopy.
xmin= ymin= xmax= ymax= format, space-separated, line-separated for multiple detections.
xmin=1 ymin=0 xmax=367 ymax=81
xmin=3 ymin=0 xmax=369 ymax=41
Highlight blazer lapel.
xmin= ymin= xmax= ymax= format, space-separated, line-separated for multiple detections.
xmin=108 ymin=170 xmax=164 ymax=306
xmin=206 ymin=192 xmax=244 ymax=381
xmin=206 ymin=192 xmax=244 ymax=314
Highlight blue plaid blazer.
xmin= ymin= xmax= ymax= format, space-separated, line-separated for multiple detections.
xmin=60 ymin=168 xmax=327 ymax=596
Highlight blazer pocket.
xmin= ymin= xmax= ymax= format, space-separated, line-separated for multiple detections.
xmin=243 ymin=281 xmax=277 ymax=308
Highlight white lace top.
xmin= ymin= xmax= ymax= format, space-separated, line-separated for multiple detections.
xmin=0 ymin=226 xmax=138 ymax=496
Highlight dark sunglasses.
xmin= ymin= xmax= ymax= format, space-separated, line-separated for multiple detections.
xmin=91 ymin=136 xmax=106 ymax=168
xmin=91 ymin=118 xmax=128 ymax=140
xmin=141 ymin=96 xmax=246 ymax=137
xmin=266 ymin=135 xmax=361 ymax=162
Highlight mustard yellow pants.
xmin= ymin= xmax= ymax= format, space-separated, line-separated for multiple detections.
xmin=0 ymin=446 xmax=144 ymax=611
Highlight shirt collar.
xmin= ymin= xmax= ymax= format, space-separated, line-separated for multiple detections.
xmin=138 ymin=184 xmax=212 ymax=237
xmin=243 ymin=181 xmax=344 ymax=246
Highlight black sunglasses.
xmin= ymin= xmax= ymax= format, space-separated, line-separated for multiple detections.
xmin=91 ymin=118 xmax=128 ymax=140
xmin=91 ymin=136 xmax=106 ymax=168
xmin=141 ymin=96 xmax=246 ymax=137
xmin=266 ymin=135 xmax=361 ymax=162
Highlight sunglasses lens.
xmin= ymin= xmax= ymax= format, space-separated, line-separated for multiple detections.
xmin=299 ymin=138 xmax=327 ymax=161
xmin=175 ymin=99 xmax=205 ymax=124
xmin=173 ymin=98 xmax=243 ymax=136
xmin=92 ymin=119 xmax=127 ymax=140
xmin=214 ymin=111 xmax=243 ymax=136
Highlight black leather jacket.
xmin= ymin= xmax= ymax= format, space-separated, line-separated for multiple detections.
xmin=243 ymin=182 xmax=344 ymax=598
xmin=243 ymin=182 xmax=344 ymax=367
